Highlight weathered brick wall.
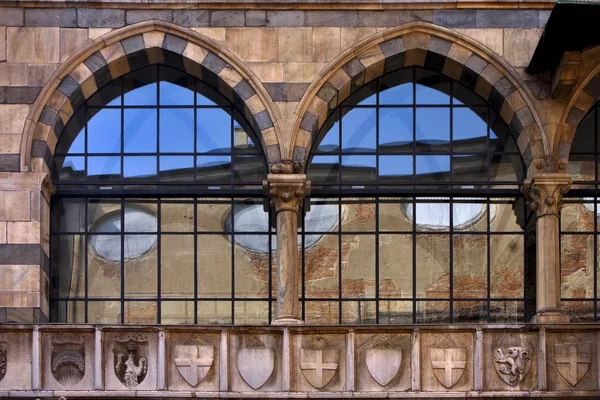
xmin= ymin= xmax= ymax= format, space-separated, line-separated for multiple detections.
xmin=0 ymin=1 xmax=598 ymax=322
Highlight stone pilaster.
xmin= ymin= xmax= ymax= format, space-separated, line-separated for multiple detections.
xmin=523 ymin=173 xmax=572 ymax=323
xmin=264 ymin=171 xmax=310 ymax=324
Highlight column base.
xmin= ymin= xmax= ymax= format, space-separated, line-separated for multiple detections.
xmin=531 ymin=311 xmax=570 ymax=323
xmin=272 ymin=317 xmax=304 ymax=325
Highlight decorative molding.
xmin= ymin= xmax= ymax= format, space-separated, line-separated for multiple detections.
xmin=265 ymin=174 xmax=310 ymax=215
xmin=523 ymin=173 xmax=572 ymax=217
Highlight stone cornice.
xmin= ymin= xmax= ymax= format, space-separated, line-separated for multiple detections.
xmin=1 ymin=0 xmax=556 ymax=10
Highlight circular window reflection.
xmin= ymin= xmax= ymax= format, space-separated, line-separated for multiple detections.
xmin=583 ymin=198 xmax=599 ymax=214
xmin=227 ymin=202 xmax=338 ymax=253
xmin=89 ymin=207 xmax=157 ymax=261
xmin=403 ymin=199 xmax=489 ymax=230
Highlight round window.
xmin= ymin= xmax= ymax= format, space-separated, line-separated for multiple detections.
xmin=89 ymin=207 xmax=157 ymax=261
xmin=403 ymin=199 xmax=489 ymax=230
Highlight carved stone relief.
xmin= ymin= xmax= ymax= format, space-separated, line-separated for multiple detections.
xmin=51 ymin=334 xmax=85 ymax=388
xmin=494 ymin=340 xmax=531 ymax=386
xmin=0 ymin=342 xmax=6 ymax=383
xmin=554 ymin=335 xmax=591 ymax=387
xmin=174 ymin=335 xmax=214 ymax=387
xmin=237 ymin=337 xmax=274 ymax=390
xmin=429 ymin=337 xmax=467 ymax=389
xmin=365 ymin=336 xmax=401 ymax=387
xmin=300 ymin=337 xmax=339 ymax=389
xmin=114 ymin=339 xmax=148 ymax=389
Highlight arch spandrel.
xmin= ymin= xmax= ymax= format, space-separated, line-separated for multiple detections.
xmin=21 ymin=21 xmax=282 ymax=173
xmin=291 ymin=22 xmax=549 ymax=176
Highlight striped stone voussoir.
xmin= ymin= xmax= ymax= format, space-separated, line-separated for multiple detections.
xmin=29 ymin=29 xmax=276 ymax=173
xmin=295 ymin=31 xmax=544 ymax=171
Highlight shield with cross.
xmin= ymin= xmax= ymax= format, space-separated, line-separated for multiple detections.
xmin=174 ymin=336 xmax=214 ymax=387
xmin=429 ymin=337 xmax=466 ymax=389
xmin=554 ymin=335 xmax=591 ymax=387
xmin=300 ymin=337 xmax=339 ymax=389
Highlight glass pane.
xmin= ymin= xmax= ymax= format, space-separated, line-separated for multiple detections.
xmin=88 ymin=156 xmax=121 ymax=180
xmin=124 ymin=84 xmax=157 ymax=106
xmin=571 ymin=111 xmax=595 ymax=153
xmin=490 ymin=199 xmax=524 ymax=232
xmin=560 ymin=234 xmax=594 ymax=299
xmin=316 ymin=122 xmax=339 ymax=153
xmin=415 ymin=108 xmax=450 ymax=150
xmin=234 ymin=242 xmax=270 ymax=298
xmin=123 ymin=66 xmax=158 ymax=105
xmin=454 ymin=301 xmax=487 ymax=322
xmin=124 ymin=109 xmax=157 ymax=153
xmin=304 ymin=234 xmax=338 ymax=299
xmin=341 ymin=108 xmax=376 ymax=152
xmin=162 ymin=235 xmax=194 ymax=298
xmin=234 ymin=301 xmax=269 ymax=324
xmin=161 ymin=202 xmax=194 ymax=232
xmin=490 ymin=234 xmax=524 ymax=298
xmin=304 ymin=301 xmax=339 ymax=324
xmin=453 ymin=107 xmax=487 ymax=142
xmin=490 ymin=154 xmax=521 ymax=183
xmin=342 ymin=200 xmax=375 ymax=232
xmin=197 ymin=108 xmax=232 ymax=153
xmin=415 ymin=69 xmax=450 ymax=104
xmin=341 ymin=235 xmax=375 ymax=298
xmin=124 ymin=203 xmax=157 ymax=232
xmin=341 ymin=155 xmax=376 ymax=183
xmin=379 ymin=199 xmax=412 ymax=231
xmin=379 ymin=234 xmax=412 ymax=298
xmin=87 ymin=235 xmax=121 ymax=297
xmin=561 ymin=202 xmax=594 ymax=232
xmin=569 ymin=154 xmax=596 ymax=182
xmin=87 ymin=109 xmax=121 ymax=153
xmin=160 ymin=109 xmax=194 ymax=153
xmin=160 ymin=82 xmax=194 ymax=106
xmin=197 ymin=301 xmax=232 ymax=324
xmin=162 ymin=301 xmax=194 ymax=324
xmin=342 ymin=301 xmax=376 ymax=324
xmin=415 ymin=233 xmax=449 ymax=299
xmin=124 ymin=156 xmax=157 ymax=180
xmin=160 ymin=156 xmax=194 ymax=181
xmin=489 ymin=301 xmax=522 ymax=323
xmin=453 ymin=234 xmax=487 ymax=299
xmin=416 ymin=300 xmax=449 ymax=323
xmin=198 ymin=235 xmax=232 ymax=298
xmin=416 ymin=155 xmax=450 ymax=181
xmin=52 ymin=198 xmax=86 ymax=233
xmin=379 ymin=155 xmax=412 ymax=180
xmin=54 ymin=156 xmax=85 ymax=181
xmin=197 ymin=156 xmax=231 ymax=182
xmin=51 ymin=235 xmax=85 ymax=298
xmin=124 ymin=301 xmax=157 ymax=323
xmin=124 ymin=235 xmax=157 ymax=297
xmin=561 ymin=301 xmax=594 ymax=322
xmin=379 ymin=108 xmax=412 ymax=152
xmin=453 ymin=154 xmax=487 ymax=182
xmin=308 ymin=155 xmax=339 ymax=183
xmin=379 ymin=68 xmax=412 ymax=105
xmin=87 ymin=301 xmax=121 ymax=323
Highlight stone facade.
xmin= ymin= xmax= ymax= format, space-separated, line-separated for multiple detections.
xmin=2 ymin=0 xmax=600 ymax=397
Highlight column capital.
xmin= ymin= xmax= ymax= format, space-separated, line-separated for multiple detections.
xmin=523 ymin=173 xmax=572 ymax=217
xmin=264 ymin=174 xmax=311 ymax=214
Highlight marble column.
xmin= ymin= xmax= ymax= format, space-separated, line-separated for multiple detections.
xmin=523 ymin=173 xmax=572 ymax=323
xmin=264 ymin=173 xmax=310 ymax=324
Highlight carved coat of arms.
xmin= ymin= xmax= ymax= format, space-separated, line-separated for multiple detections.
xmin=114 ymin=339 xmax=148 ymax=389
xmin=300 ymin=337 xmax=339 ymax=389
xmin=0 ymin=342 xmax=6 ymax=383
xmin=554 ymin=335 xmax=591 ymax=387
xmin=493 ymin=335 xmax=531 ymax=387
xmin=365 ymin=336 xmax=401 ymax=387
xmin=174 ymin=336 xmax=214 ymax=387
xmin=429 ymin=337 xmax=466 ymax=389
xmin=237 ymin=337 xmax=274 ymax=390
xmin=51 ymin=335 xmax=85 ymax=388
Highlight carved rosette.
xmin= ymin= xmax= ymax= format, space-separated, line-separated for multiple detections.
xmin=523 ymin=174 xmax=572 ymax=217
xmin=264 ymin=174 xmax=311 ymax=215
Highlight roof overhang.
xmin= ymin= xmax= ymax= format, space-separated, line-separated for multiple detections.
xmin=527 ymin=1 xmax=600 ymax=74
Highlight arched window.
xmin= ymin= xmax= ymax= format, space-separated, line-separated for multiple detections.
xmin=560 ymin=99 xmax=600 ymax=322
xmin=303 ymin=67 xmax=535 ymax=324
xmin=50 ymin=65 xmax=273 ymax=324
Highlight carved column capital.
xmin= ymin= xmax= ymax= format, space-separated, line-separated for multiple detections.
xmin=41 ymin=174 xmax=56 ymax=202
xmin=264 ymin=174 xmax=311 ymax=215
xmin=523 ymin=173 xmax=572 ymax=217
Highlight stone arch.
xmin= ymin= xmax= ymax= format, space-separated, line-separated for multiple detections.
xmin=291 ymin=22 xmax=549 ymax=175
xmin=556 ymin=60 xmax=600 ymax=165
xmin=21 ymin=20 xmax=281 ymax=173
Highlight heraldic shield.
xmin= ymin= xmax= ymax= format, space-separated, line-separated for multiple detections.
xmin=237 ymin=337 xmax=274 ymax=390
xmin=429 ymin=338 xmax=466 ymax=389
xmin=0 ymin=342 xmax=6 ymax=383
xmin=114 ymin=339 xmax=148 ymax=389
xmin=365 ymin=336 xmax=401 ymax=387
xmin=554 ymin=335 xmax=591 ymax=387
xmin=51 ymin=335 xmax=85 ymax=388
xmin=174 ymin=336 xmax=214 ymax=387
xmin=493 ymin=334 xmax=531 ymax=387
xmin=300 ymin=337 xmax=339 ymax=389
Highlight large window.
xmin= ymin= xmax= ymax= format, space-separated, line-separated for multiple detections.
xmin=561 ymin=99 xmax=600 ymax=321
xmin=303 ymin=67 xmax=535 ymax=324
xmin=50 ymin=65 xmax=273 ymax=324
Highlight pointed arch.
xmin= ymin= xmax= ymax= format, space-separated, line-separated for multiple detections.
xmin=556 ymin=58 xmax=600 ymax=165
xmin=21 ymin=20 xmax=281 ymax=173
xmin=291 ymin=22 xmax=549 ymax=175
